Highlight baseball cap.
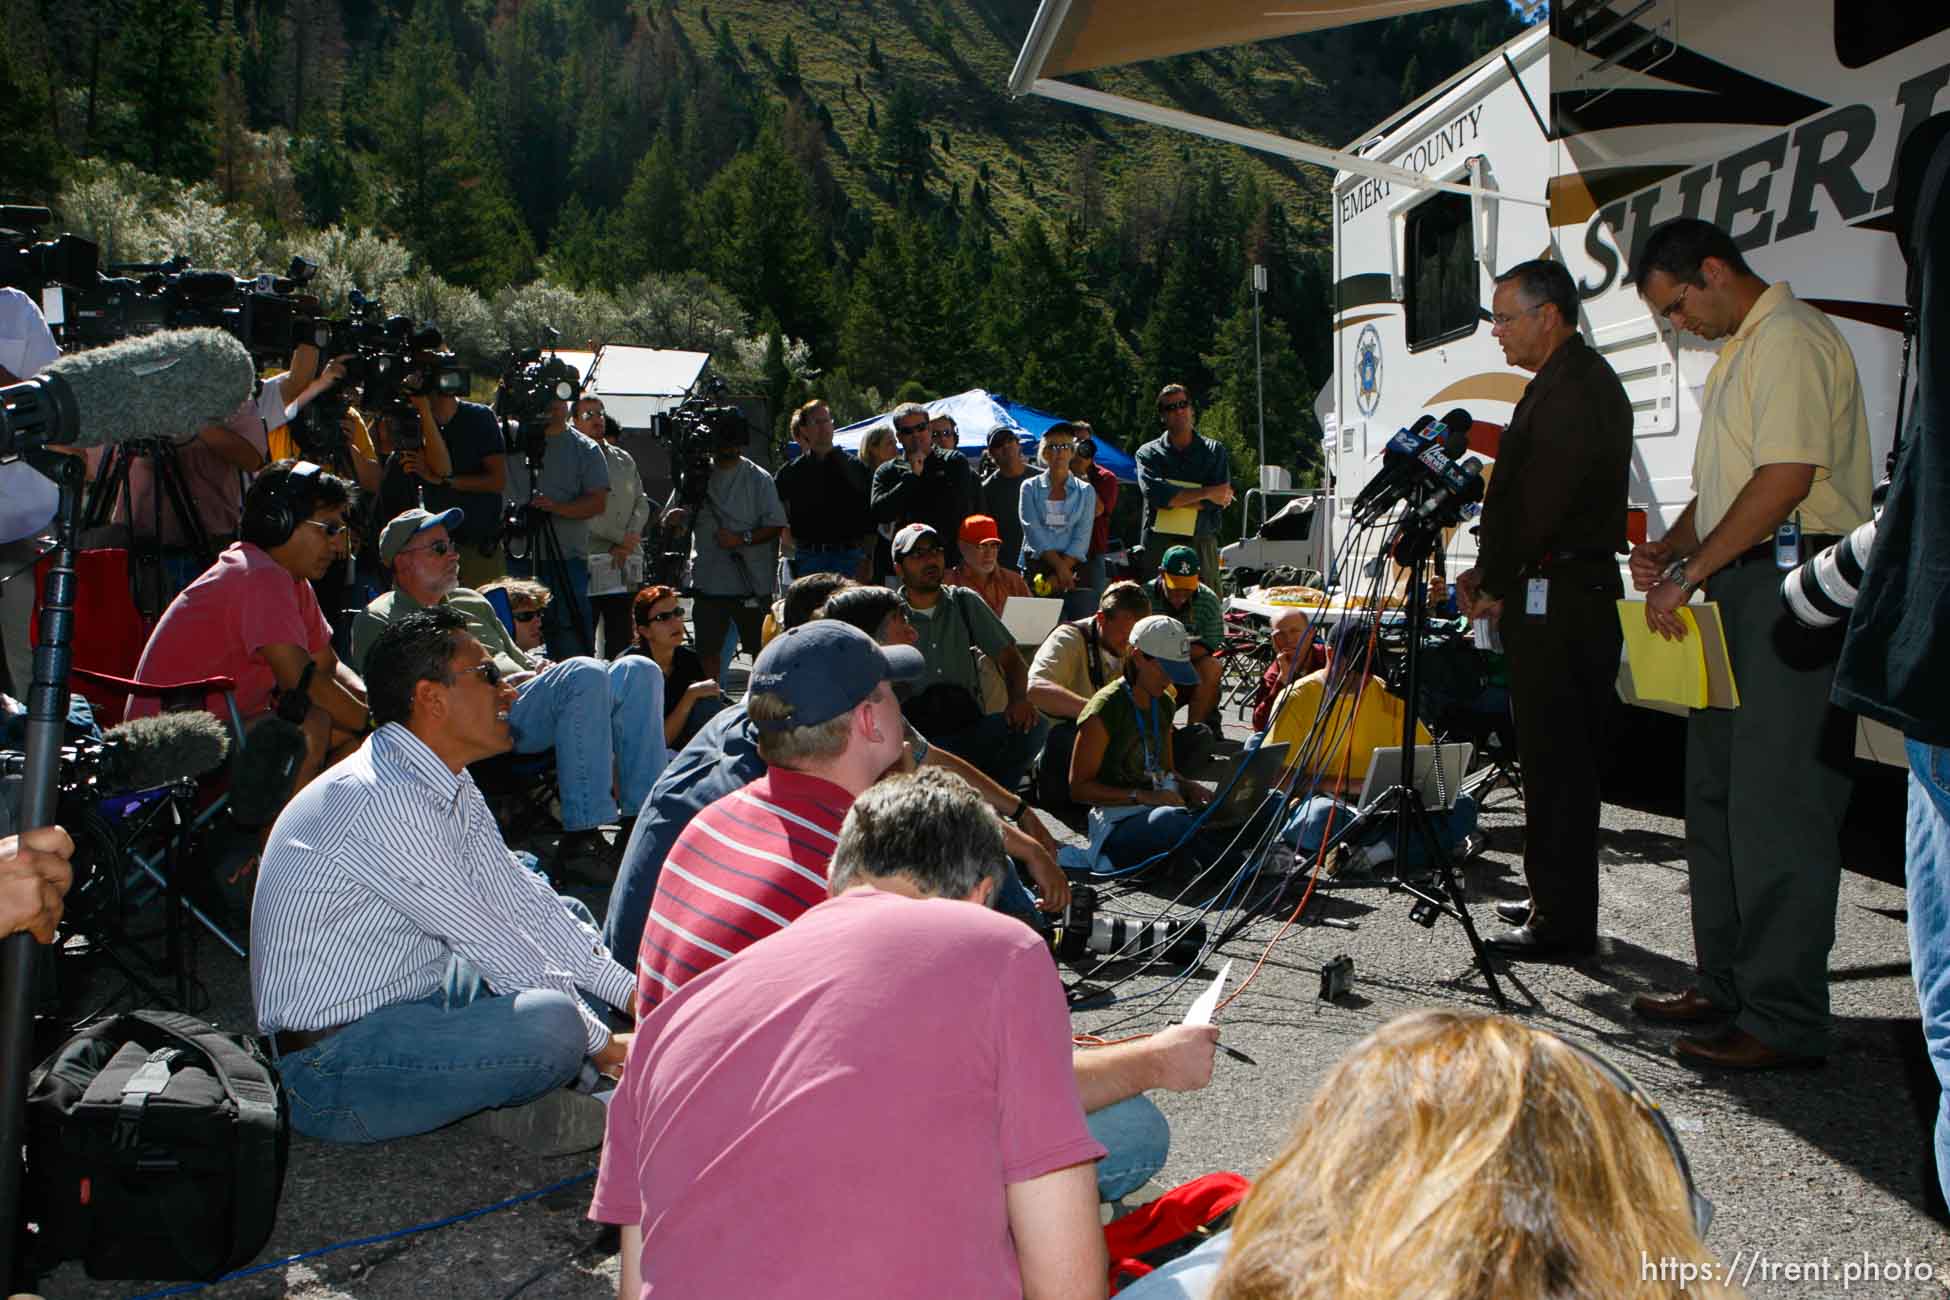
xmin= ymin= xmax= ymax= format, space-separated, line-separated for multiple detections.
xmin=379 ymin=506 xmax=465 ymax=565
xmin=986 ymin=427 xmax=1020 ymax=451
xmin=748 ymin=621 xmax=925 ymax=731
xmin=1130 ymin=615 xmax=1201 ymax=687
xmin=959 ymin=515 xmax=1002 ymax=545
xmin=892 ymin=523 xmax=943 ymax=559
xmin=1160 ymin=545 xmax=1202 ymax=591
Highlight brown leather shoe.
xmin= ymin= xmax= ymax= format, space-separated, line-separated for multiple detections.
xmin=1673 ymin=1025 xmax=1823 ymax=1072
xmin=1631 ymin=988 xmax=1726 ymax=1025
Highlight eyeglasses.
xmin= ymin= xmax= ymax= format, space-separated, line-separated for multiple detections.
xmin=1042 ymin=441 xmax=1075 ymax=453
xmin=512 ymin=609 xmax=542 ymax=623
xmin=1490 ymin=303 xmax=1545 ymax=329
xmin=1159 ymin=399 xmax=1190 ymax=413
xmin=894 ymin=422 xmax=929 ymax=437
xmin=638 ymin=608 xmax=684 ymax=625
xmin=575 ymin=408 xmax=605 ymax=420
xmin=302 ymin=519 xmax=348 ymax=538
xmin=400 ymin=540 xmax=455 ymax=558
xmin=460 ymin=661 xmax=503 ymax=688
xmin=1654 ymin=283 xmax=1692 ymax=322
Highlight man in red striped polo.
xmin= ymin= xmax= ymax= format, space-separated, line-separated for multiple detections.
xmin=634 ymin=620 xmax=920 ymax=1016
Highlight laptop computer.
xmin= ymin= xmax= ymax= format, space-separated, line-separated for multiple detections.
xmin=1353 ymin=743 xmax=1475 ymax=813
xmin=1001 ymin=595 xmax=1064 ymax=646
xmin=1201 ymin=742 xmax=1291 ymax=829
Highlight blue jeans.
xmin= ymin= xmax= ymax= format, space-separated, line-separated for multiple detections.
xmin=510 ymin=551 xmax=595 ymax=660
xmin=793 ymin=545 xmax=862 ymax=577
xmin=1102 ymin=807 xmax=1204 ymax=871
xmin=1087 ymin=1094 xmax=1169 ymax=1202
xmin=1907 ymin=738 xmax=1950 ymax=1209
xmin=935 ymin=713 xmax=1051 ymax=796
xmin=1284 ymin=793 xmax=1479 ymax=868
xmin=510 ymin=656 xmax=667 ymax=831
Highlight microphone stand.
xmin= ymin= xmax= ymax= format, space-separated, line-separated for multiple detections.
xmin=0 ymin=446 xmax=84 ymax=1290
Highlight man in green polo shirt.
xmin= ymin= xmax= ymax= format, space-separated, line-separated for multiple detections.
xmin=352 ymin=508 xmax=667 ymax=851
xmin=892 ymin=522 xmax=1048 ymax=793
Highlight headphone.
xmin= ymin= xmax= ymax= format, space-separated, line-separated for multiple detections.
xmin=1555 ymin=1034 xmax=1715 ymax=1238
xmin=242 ymin=460 xmax=324 ymax=550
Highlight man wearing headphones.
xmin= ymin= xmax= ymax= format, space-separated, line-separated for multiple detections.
xmin=130 ymin=461 xmax=370 ymax=797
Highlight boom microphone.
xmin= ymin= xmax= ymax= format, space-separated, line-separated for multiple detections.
xmin=0 ymin=327 xmax=256 ymax=457
xmin=97 ymin=711 xmax=233 ymax=793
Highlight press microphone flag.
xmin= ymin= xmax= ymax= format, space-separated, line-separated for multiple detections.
xmin=0 ymin=327 xmax=256 ymax=457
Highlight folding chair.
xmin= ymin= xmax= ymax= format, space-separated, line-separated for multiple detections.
xmin=471 ymin=586 xmax=563 ymax=844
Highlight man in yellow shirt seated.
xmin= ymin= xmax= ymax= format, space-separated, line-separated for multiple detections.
xmin=1266 ymin=617 xmax=1478 ymax=875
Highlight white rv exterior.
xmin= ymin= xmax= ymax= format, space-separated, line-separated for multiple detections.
xmin=1322 ymin=4 xmax=1949 ymax=757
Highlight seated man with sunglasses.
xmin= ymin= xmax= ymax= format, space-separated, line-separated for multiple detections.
xmin=351 ymin=508 xmax=667 ymax=860
xmin=130 ymin=460 xmax=370 ymax=800
xmin=256 ymin=607 xmax=633 ymax=1150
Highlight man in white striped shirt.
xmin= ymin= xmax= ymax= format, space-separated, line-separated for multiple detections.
xmin=252 ymin=606 xmax=634 ymax=1148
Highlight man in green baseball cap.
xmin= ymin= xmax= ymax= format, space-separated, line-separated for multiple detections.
xmin=1144 ymin=544 xmax=1223 ymax=744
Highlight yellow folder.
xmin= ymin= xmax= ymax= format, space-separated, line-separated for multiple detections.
xmin=1153 ymin=479 xmax=1205 ymax=536
xmin=1616 ymin=601 xmax=1740 ymax=710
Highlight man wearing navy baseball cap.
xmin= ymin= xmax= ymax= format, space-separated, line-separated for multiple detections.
xmin=630 ymin=620 xmax=921 ymax=1016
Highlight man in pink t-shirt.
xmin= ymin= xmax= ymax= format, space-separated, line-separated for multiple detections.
xmin=595 ymin=770 xmax=1110 ymax=1300
xmin=131 ymin=461 xmax=372 ymax=798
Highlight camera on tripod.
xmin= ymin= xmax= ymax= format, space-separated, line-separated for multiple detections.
xmin=290 ymin=293 xmax=469 ymax=465
xmin=653 ymin=374 xmax=747 ymax=511
xmin=494 ymin=345 xmax=583 ymax=541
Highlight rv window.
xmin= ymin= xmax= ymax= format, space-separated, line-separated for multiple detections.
xmin=1403 ymin=193 xmax=1478 ymax=350
xmin=1836 ymin=2 xmax=1950 ymax=69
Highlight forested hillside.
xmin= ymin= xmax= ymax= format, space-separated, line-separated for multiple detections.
xmin=0 ymin=0 xmax=1527 ymax=479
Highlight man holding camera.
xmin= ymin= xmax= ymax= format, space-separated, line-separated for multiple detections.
xmin=688 ymin=421 xmax=786 ymax=683
xmin=505 ymin=395 xmax=610 ymax=660
xmin=1627 ymin=217 xmax=1872 ymax=1071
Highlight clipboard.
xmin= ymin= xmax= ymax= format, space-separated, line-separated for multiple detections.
xmin=1616 ymin=601 xmax=1740 ymax=709
xmin=1153 ymin=478 xmax=1205 ymax=535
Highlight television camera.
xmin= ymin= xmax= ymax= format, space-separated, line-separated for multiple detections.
xmin=288 ymin=292 xmax=469 ymax=463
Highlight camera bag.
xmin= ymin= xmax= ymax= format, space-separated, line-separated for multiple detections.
xmin=22 ymin=1009 xmax=289 ymax=1281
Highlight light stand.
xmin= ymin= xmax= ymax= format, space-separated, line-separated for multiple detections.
xmin=0 ymin=446 xmax=85 ymax=1290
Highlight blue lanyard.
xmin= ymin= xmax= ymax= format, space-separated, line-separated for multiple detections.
xmin=1126 ymin=681 xmax=1162 ymax=777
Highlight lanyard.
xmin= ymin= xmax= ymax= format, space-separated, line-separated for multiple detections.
xmin=1126 ymin=681 xmax=1163 ymax=779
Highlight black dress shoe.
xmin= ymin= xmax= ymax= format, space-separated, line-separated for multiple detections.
xmin=1493 ymin=899 xmax=1532 ymax=925
xmin=1673 ymin=1024 xmax=1823 ymax=1071
xmin=1482 ymin=924 xmax=1595 ymax=961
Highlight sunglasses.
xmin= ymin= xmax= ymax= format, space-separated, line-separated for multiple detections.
xmin=1159 ymin=399 xmax=1190 ymax=413
xmin=512 ymin=609 xmax=542 ymax=623
xmin=1043 ymin=441 xmax=1075 ymax=453
xmin=302 ymin=519 xmax=349 ymax=538
xmin=400 ymin=539 xmax=456 ymax=558
xmin=895 ymin=422 xmax=929 ymax=437
xmin=638 ymin=608 xmax=684 ymax=625
xmin=461 ymin=661 xmax=503 ymax=688
xmin=575 ymin=408 xmax=605 ymax=420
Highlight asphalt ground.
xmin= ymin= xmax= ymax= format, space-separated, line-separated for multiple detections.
xmin=23 ymin=698 xmax=1943 ymax=1300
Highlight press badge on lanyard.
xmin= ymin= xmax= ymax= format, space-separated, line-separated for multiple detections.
xmin=1524 ymin=578 xmax=1549 ymax=617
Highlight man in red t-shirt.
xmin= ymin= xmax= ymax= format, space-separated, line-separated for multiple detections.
xmin=635 ymin=619 xmax=920 ymax=1016
xmin=131 ymin=461 xmax=371 ymax=796
xmin=597 ymin=770 xmax=1111 ymax=1300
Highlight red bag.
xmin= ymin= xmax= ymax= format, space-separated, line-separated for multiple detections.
xmin=1103 ymin=1171 xmax=1250 ymax=1295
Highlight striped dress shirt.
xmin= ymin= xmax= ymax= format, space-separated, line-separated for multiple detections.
xmin=251 ymin=724 xmax=635 ymax=1053
xmin=635 ymin=768 xmax=853 ymax=1017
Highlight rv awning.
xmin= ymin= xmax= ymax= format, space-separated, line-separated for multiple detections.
xmin=1009 ymin=0 xmax=1478 ymax=87
xmin=1008 ymin=0 xmax=1546 ymax=207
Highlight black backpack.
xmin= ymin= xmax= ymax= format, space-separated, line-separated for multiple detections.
xmin=23 ymin=1009 xmax=289 ymax=1281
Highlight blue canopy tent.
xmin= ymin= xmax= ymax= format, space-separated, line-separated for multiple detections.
xmin=828 ymin=389 xmax=1138 ymax=481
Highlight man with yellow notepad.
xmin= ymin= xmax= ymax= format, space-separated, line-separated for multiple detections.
xmin=1136 ymin=384 xmax=1232 ymax=591
xmin=1627 ymin=217 xmax=1872 ymax=1073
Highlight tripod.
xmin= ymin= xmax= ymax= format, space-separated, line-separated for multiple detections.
xmin=1318 ymin=489 xmax=1508 ymax=1009
xmin=83 ymin=439 xmax=217 ymax=620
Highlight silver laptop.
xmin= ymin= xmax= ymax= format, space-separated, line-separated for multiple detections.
xmin=1353 ymin=743 xmax=1475 ymax=813
xmin=1001 ymin=595 xmax=1064 ymax=646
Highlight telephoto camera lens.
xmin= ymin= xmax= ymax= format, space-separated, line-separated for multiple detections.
xmin=1780 ymin=516 xmax=1878 ymax=628
xmin=1086 ymin=913 xmax=1208 ymax=963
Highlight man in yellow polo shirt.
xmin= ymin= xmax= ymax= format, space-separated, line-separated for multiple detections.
xmin=1627 ymin=217 xmax=1872 ymax=1072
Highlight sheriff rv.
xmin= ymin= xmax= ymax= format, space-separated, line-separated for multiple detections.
xmin=1011 ymin=0 xmax=1948 ymax=758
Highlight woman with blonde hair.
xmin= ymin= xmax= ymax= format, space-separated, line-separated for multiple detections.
xmin=1123 ymin=1009 xmax=1734 ymax=1300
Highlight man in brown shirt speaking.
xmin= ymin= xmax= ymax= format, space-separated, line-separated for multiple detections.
xmin=1457 ymin=259 xmax=1632 ymax=960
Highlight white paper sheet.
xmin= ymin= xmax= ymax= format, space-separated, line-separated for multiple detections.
xmin=1183 ymin=959 xmax=1233 ymax=1026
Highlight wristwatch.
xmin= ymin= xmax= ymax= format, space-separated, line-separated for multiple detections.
xmin=1661 ymin=558 xmax=1700 ymax=595
xmin=741 ymin=529 xmax=753 ymax=545
xmin=1009 ymin=797 xmax=1029 ymax=823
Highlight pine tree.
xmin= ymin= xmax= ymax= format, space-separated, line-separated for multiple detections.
xmin=116 ymin=0 xmax=219 ymax=180
xmin=775 ymin=33 xmax=801 ymax=89
xmin=0 ymin=19 xmax=65 ymax=199
xmin=610 ymin=136 xmax=692 ymax=280
xmin=877 ymin=80 xmax=930 ymax=193
xmin=691 ymin=128 xmax=833 ymax=356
